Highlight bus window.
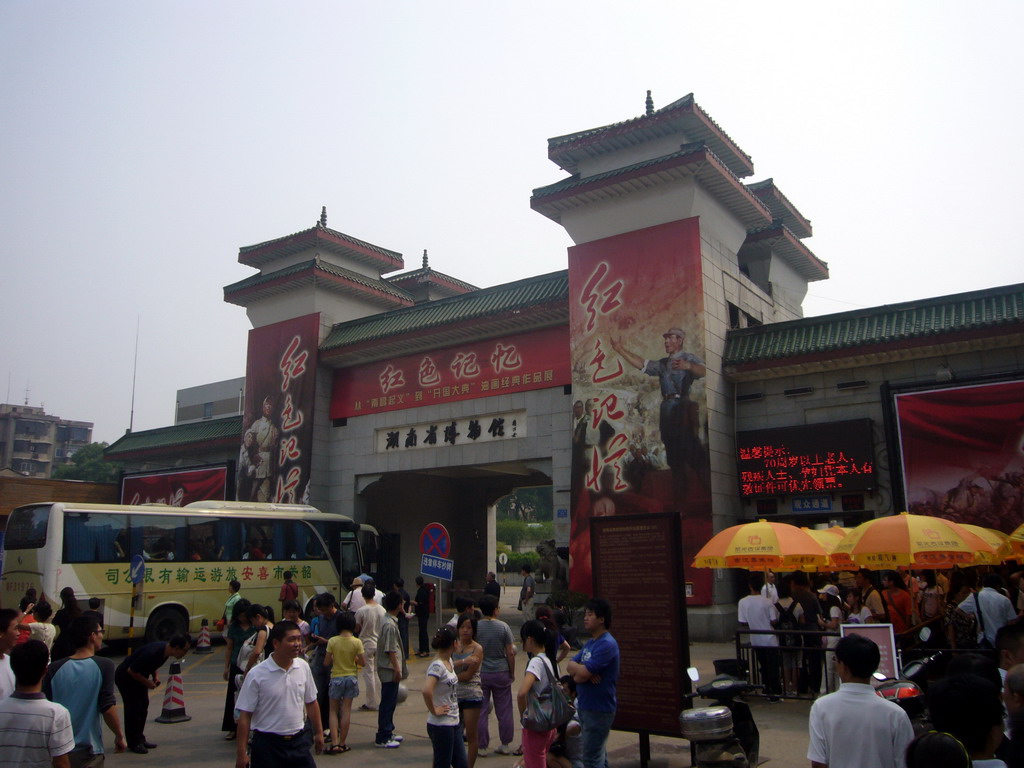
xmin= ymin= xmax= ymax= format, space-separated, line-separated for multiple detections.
xmin=187 ymin=518 xmax=224 ymax=561
xmin=132 ymin=516 xmax=187 ymax=561
xmin=64 ymin=513 xmax=128 ymax=563
xmin=5 ymin=505 xmax=50 ymax=550
xmin=296 ymin=522 xmax=326 ymax=560
xmin=242 ymin=520 xmax=271 ymax=560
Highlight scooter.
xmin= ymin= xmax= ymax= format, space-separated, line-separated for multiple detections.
xmin=871 ymin=647 xmax=948 ymax=734
xmin=680 ymin=668 xmax=761 ymax=768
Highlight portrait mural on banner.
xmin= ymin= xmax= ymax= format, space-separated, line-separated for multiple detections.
xmin=237 ymin=313 xmax=320 ymax=504
xmin=896 ymin=379 xmax=1024 ymax=533
xmin=567 ymin=218 xmax=713 ymax=603
xmin=122 ymin=466 xmax=230 ymax=507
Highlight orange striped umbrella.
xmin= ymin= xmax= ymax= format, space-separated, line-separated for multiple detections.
xmin=831 ymin=512 xmax=983 ymax=569
xmin=692 ymin=519 xmax=830 ymax=570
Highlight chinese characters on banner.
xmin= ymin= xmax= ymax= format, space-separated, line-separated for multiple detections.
xmin=375 ymin=411 xmax=527 ymax=453
xmin=329 ymin=326 xmax=570 ymax=419
xmin=736 ymin=419 xmax=876 ymax=497
xmin=121 ymin=466 xmax=230 ymax=506
xmin=895 ymin=379 xmax=1024 ymax=533
xmin=237 ymin=314 xmax=320 ymax=504
xmin=567 ymin=218 xmax=713 ymax=604
xmin=102 ymin=562 xmax=314 ymax=587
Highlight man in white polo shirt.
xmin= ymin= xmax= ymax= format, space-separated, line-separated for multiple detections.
xmin=738 ymin=573 xmax=780 ymax=701
xmin=235 ymin=620 xmax=324 ymax=768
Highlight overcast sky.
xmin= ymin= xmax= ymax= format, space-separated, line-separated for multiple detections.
xmin=2 ymin=2 xmax=1021 ymax=445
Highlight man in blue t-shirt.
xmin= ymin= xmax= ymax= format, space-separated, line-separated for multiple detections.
xmin=566 ymin=598 xmax=619 ymax=768
xmin=44 ymin=615 xmax=127 ymax=764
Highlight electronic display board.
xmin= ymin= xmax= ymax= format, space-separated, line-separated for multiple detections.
xmin=737 ymin=419 xmax=876 ymax=497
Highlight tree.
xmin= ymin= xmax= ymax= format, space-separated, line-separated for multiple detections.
xmin=52 ymin=442 xmax=121 ymax=483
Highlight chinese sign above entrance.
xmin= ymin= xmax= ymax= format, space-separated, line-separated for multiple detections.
xmin=330 ymin=326 xmax=569 ymax=419
xmin=375 ymin=410 xmax=527 ymax=453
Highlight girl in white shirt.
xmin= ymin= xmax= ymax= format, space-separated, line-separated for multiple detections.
xmin=516 ymin=619 xmax=558 ymax=768
xmin=423 ymin=626 xmax=468 ymax=768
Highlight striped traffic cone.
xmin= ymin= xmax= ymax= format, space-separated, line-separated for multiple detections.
xmin=194 ymin=619 xmax=213 ymax=654
xmin=155 ymin=661 xmax=192 ymax=723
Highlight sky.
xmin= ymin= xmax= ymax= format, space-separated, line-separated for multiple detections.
xmin=1 ymin=2 xmax=1022 ymax=445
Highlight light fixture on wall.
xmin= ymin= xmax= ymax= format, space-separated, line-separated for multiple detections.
xmin=935 ymin=363 xmax=954 ymax=383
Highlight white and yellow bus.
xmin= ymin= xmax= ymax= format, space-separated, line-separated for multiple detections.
xmin=1 ymin=500 xmax=365 ymax=642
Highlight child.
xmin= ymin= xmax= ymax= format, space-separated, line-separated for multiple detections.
xmin=545 ymin=676 xmax=582 ymax=768
xmin=323 ymin=612 xmax=364 ymax=754
xmin=282 ymin=600 xmax=310 ymax=641
xmin=0 ymin=640 xmax=75 ymax=766
xmin=27 ymin=603 xmax=56 ymax=653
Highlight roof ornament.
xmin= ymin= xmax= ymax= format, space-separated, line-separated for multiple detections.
xmin=320 ymin=206 xmax=328 ymax=228
xmin=645 ymin=90 xmax=654 ymax=117
xmin=422 ymin=249 xmax=429 ymax=269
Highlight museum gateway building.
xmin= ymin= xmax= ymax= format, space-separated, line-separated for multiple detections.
xmin=107 ymin=93 xmax=1024 ymax=640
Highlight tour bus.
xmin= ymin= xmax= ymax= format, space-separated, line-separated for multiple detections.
xmin=0 ymin=500 xmax=364 ymax=642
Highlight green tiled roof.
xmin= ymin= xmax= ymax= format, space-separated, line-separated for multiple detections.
xmin=725 ymin=283 xmax=1024 ymax=367
xmin=321 ymin=270 xmax=569 ymax=351
xmin=239 ymin=223 xmax=402 ymax=265
xmin=388 ymin=267 xmax=478 ymax=294
xmin=224 ymin=259 xmax=414 ymax=303
xmin=105 ymin=416 xmax=243 ymax=458
xmin=533 ymin=142 xmax=710 ymax=200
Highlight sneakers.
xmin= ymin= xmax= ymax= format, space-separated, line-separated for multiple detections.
xmin=375 ymin=740 xmax=401 ymax=749
xmin=494 ymin=744 xmax=511 ymax=755
xmin=392 ymin=735 xmax=404 ymax=743
xmin=478 ymin=748 xmax=490 ymax=757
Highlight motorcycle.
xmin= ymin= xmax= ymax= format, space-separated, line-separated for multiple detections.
xmin=680 ymin=668 xmax=761 ymax=768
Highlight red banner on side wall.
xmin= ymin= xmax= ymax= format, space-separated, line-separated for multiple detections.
xmin=329 ymin=325 xmax=570 ymax=419
xmin=121 ymin=466 xmax=230 ymax=506
xmin=895 ymin=379 xmax=1024 ymax=532
xmin=567 ymin=218 xmax=712 ymax=604
xmin=237 ymin=313 xmax=320 ymax=504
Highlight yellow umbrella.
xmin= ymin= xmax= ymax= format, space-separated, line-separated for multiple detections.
xmin=802 ymin=527 xmax=845 ymax=552
xmin=831 ymin=512 xmax=983 ymax=570
xmin=692 ymin=519 xmax=831 ymax=570
xmin=1008 ymin=523 xmax=1024 ymax=560
xmin=962 ymin=524 xmax=1014 ymax=564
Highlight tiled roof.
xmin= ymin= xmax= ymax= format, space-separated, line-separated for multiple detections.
xmin=237 ymin=223 xmax=403 ymax=272
xmin=104 ymin=416 xmax=243 ymax=458
xmin=387 ymin=267 xmax=478 ymax=294
xmin=321 ymin=270 xmax=569 ymax=352
xmin=547 ymin=93 xmax=754 ymax=178
xmin=745 ymin=178 xmax=813 ymax=239
xmin=532 ymin=142 xmax=773 ymax=230
xmin=740 ymin=221 xmax=828 ymax=282
xmin=223 ymin=259 xmax=415 ymax=307
xmin=725 ymin=283 xmax=1024 ymax=367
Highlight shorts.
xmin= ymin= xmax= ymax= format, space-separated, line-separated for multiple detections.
xmin=329 ymin=676 xmax=359 ymax=700
xmin=458 ymin=699 xmax=482 ymax=711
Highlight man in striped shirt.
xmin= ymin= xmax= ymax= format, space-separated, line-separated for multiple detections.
xmin=0 ymin=639 xmax=75 ymax=768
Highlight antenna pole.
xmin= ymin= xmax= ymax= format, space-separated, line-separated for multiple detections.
xmin=129 ymin=316 xmax=140 ymax=432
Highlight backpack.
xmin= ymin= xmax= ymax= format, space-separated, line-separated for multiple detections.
xmin=776 ymin=601 xmax=800 ymax=647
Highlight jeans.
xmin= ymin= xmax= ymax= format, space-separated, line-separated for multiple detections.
xmin=376 ymin=680 xmax=399 ymax=744
xmin=478 ymin=671 xmax=514 ymax=749
xmin=578 ymin=709 xmax=615 ymax=768
xmin=428 ymin=723 xmax=469 ymax=768
xmin=753 ymin=647 xmax=781 ymax=697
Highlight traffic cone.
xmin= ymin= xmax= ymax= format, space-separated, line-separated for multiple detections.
xmin=155 ymin=661 xmax=192 ymax=723
xmin=194 ymin=619 xmax=213 ymax=654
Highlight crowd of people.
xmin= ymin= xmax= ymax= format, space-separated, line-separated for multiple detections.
xmin=738 ymin=566 xmax=1024 ymax=700
xmin=0 ymin=574 xmax=621 ymax=768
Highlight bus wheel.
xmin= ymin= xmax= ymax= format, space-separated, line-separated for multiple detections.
xmin=145 ymin=606 xmax=188 ymax=643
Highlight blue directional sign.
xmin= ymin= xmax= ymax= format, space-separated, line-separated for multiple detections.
xmin=130 ymin=554 xmax=146 ymax=585
xmin=421 ymin=553 xmax=454 ymax=581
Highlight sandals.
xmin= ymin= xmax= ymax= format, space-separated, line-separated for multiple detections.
xmin=326 ymin=744 xmax=351 ymax=755
xmin=512 ymin=746 xmax=524 ymax=756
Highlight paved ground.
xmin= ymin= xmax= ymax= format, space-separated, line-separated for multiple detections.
xmin=100 ymin=591 xmax=814 ymax=767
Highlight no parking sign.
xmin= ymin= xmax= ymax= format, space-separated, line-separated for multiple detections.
xmin=420 ymin=522 xmax=454 ymax=581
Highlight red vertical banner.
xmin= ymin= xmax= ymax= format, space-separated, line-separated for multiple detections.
xmin=237 ymin=314 xmax=320 ymax=504
xmin=567 ymin=218 xmax=712 ymax=604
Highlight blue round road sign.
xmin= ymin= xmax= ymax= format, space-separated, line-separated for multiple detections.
xmin=420 ymin=523 xmax=451 ymax=558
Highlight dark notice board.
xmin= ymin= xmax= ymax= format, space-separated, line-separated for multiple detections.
xmin=591 ymin=513 xmax=690 ymax=736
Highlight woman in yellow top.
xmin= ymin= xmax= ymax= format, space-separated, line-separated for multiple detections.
xmin=324 ymin=612 xmax=365 ymax=754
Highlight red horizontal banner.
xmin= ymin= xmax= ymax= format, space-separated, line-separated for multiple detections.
xmin=121 ymin=466 xmax=229 ymax=506
xmin=330 ymin=326 xmax=570 ymax=419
